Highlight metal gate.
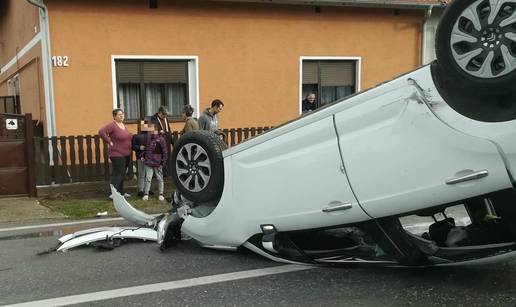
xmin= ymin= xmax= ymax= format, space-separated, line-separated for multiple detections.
xmin=0 ymin=113 xmax=36 ymax=196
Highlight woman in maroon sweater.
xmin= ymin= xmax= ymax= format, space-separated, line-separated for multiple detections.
xmin=99 ymin=108 xmax=133 ymax=198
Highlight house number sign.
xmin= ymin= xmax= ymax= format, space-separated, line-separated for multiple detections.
xmin=51 ymin=56 xmax=69 ymax=67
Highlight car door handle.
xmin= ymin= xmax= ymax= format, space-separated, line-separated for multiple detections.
xmin=322 ymin=202 xmax=353 ymax=213
xmin=445 ymin=169 xmax=488 ymax=185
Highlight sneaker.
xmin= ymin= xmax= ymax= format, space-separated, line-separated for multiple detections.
xmin=158 ymin=195 xmax=165 ymax=201
xmin=137 ymin=191 xmax=144 ymax=197
xmin=123 ymin=193 xmax=131 ymax=198
xmin=142 ymin=195 xmax=149 ymax=201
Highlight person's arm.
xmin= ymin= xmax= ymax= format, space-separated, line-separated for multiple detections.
xmin=183 ymin=120 xmax=193 ymax=133
xmin=131 ymin=135 xmax=139 ymax=151
xmin=98 ymin=122 xmax=114 ymax=146
xmin=143 ymin=138 xmax=152 ymax=162
xmin=166 ymin=119 xmax=172 ymax=134
xmin=160 ymin=137 xmax=168 ymax=164
xmin=198 ymin=115 xmax=207 ymax=130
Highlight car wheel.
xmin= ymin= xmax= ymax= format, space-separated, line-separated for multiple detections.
xmin=171 ymin=131 xmax=226 ymax=203
xmin=435 ymin=0 xmax=516 ymax=93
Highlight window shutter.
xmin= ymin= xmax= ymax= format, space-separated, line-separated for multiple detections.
xmin=143 ymin=61 xmax=187 ymax=83
xmin=320 ymin=61 xmax=355 ymax=86
xmin=302 ymin=61 xmax=318 ymax=84
xmin=116 ymin=61 xmax=140 ymax=83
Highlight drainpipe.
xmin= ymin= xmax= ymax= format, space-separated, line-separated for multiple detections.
xmin=26 ymin=0 xmax=57 ymax=137
xmin=421 ymin=5 xmax=434 ymax=65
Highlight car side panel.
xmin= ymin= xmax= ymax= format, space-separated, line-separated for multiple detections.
xmin=411 ymin=67 xmax=516 ymax=183
xmin=181 ymin=117 xmax=370 ymax=246
xmin=334 ymin=79 xmax=512 ymax=218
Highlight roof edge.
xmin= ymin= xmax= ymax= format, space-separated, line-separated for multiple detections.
xmin=206 ymin=0 xmax=448 ymax=10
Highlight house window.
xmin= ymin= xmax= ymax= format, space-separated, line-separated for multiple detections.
xmin=115 ymin=60 xmax=188 ymax=121
xmin=302 ymin=60 xmax=357 ymax=110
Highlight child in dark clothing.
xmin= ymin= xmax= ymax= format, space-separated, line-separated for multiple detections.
xmin=142 ymin=124 xmax=168 ymax=201
xmin=131 ymin=120 xmax=151 ymax=197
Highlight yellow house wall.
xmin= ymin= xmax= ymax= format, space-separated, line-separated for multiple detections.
xmin=0 ymin=0 xmax=39 ymax=65
xmin=46 ymin=0 xmax=423 ymax=136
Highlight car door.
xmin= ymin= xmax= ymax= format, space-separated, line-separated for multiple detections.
xmin=334 ymin=83 xmax=513 ymax=219
xmin=228 ymin=115 xmax=371 ymax=231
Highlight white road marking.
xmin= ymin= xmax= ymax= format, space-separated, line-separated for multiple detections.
xmin=1 ymin=265 xmax=313 ymax=307
xmin=0 ymin=218 xmax=125 ymax=233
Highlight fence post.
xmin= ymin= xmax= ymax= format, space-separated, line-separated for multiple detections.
xmin=243 ymin=128 xmax=249 ymax=140
xmin=94 ymin=135 xmax=102 ymax=178
xmin=222 ymin=128 xmax=229 ymax=146
xmin=85 ymin=135 xmax=93 ymax=180
xmin=229 ymin=128 xmax=235 ymax=147
xmin=68 ymin=136 xmax=77 ymax=182
xmin=77 ymin=135 xmax=85 ymax=180
xmin=24 ymin=113 xmax=37 ymax=196
xmin=236 ymin=128 xmax=243 ymax=144
xmin=42 ymin=137 xmax=50 ymax=184
xmin=172 ymin=131 xmax=179 ymax=145
xmin=102 ymin=139 xmax=110 ymax=181
xmin=59 ymin=136 xmax=70 ymax=183
xmin=33 ymin=137 xmax=43 ymax=186
xmin=51 ymin=136 xmax=60 ymax=184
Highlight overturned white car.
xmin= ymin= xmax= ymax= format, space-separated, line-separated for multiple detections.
xmin=120 ymin=0 xmax=516 ymax=267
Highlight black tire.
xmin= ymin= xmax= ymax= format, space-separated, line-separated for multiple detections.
xmin=171 ymin=131 xmax=226 ymax=203
xmin=435 ymin=0 xmax=516 ymax=93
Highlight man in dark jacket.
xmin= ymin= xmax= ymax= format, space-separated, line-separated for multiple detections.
xmin=150 ymin=106 xmax=172 ymax=176
xmin=302 ymin=93 xmax=316 ymax=114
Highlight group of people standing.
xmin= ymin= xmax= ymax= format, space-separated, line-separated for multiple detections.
xmin=99 ymin=99 xmax=224 ymax=201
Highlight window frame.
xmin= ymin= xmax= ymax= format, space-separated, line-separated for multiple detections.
xmin=299 ymin=56 xmax=361 ymax=114
xmin=111 ymin=55 xmax=199 ymax=123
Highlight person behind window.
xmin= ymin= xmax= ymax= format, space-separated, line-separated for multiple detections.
xmin=99 ymin=108 xmax=133 ymax=199
xmin=302 ymin=93 xmax=317 ymax=114
xmin=142 ymin=124 xmax=168 ymax=201
xmin=181 ymin=104 xmax=199 ymax=134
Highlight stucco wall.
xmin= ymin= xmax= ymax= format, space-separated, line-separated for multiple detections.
xmin=0 ymin=0 xmax=39 ymax=67
xmin=46 ymin=0 xmax=423 ymax=135
xmin=0 ymin=0 xmax=43 ymax=125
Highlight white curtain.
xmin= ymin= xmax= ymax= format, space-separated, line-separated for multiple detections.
xmin=120 ymin=83 xmax=187 ymax=118
xmin=165 ymin=84 xmax=186 ymax=116
xmin=321 ymin=86 xmax=354 ymax=106
xmin=118 ymin=84 xmax=140 ymax=119
xmin=144 ymin=83 xmax=186 ymax=117
xmin=144 ymin=84 xmax=163 ymax=117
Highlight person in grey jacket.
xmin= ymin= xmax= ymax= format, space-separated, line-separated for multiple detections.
xmin=198 ymin=99 xmax=224 ymax=132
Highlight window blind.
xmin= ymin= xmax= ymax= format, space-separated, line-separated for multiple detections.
xmin=320 ymin=61 xmax=355 ymax=86
xmin=143 ymin=61 xmax=187 ymax=83
xmin=302 ymin=61 xmax=318 ymax=84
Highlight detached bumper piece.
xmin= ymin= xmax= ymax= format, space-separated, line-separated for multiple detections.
xmin=56 ymin=186 xmax=163 ymax=252
xmin=57 ymin=227 xmax=158 ymax=252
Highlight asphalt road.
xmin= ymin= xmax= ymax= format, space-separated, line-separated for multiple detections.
xmin=0 ymin=221 xmax=516 ymax=307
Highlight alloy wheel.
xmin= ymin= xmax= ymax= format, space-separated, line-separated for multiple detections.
xmin=451 ymin=0 xmax=516 ymax=78
xmin=175 ymin=143 xmax=211 ymax=192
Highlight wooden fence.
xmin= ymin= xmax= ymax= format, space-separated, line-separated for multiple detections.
xmin=34 ymin=127 xmax=272 ymax=185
